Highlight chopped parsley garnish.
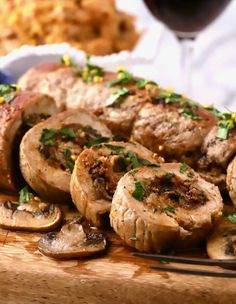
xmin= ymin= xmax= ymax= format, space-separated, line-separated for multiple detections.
xmin=66 ymin=160 xmax=74 ymax=172
xmin=0 ymin=84 xmax=18 ymax=104
xmin=129 ymin=169 xmax=138 ymax=177
xmin=86 ymin=136 xmax=110 ymax=148
xmin=187 ymin=171 xmax=194 ymax=178
xmin=155 ymin=91 xmax=182 ymax=104
xmin=225 ymin=213 xmax=236 ymax=224
xmin=106 ymin=87 xmax=130 ymax=107
xmin=126 ymin=150 xmax=159 ymax=169
xmin=136 ymin=79 xmax=158 ymax=89
xmin=60 ymin=54 xmax=76 ymax=67
xmin=129 ymin=236 xmax=139 ymax=241
xmin=18 ymin=186 xmax=31 ymax=205
xmin=108 ymin=70 xmax=134 ymax=87
xmin=75 ymin=54 xmax=104 ymax=83
xmin=216 ymin=112 xmax=236 ymax=140
xmin=159 ymin=260 xmax=170 ymax=264
xmin=40 ymin=127 xmax=76 ymax=146
xmin=204 ymin=105 xmax=223 ymax=119
xmin=179 ymin=163 xmax=189 ymax=174
xmin=178 ymin=108 xmax=200 ymax=120
xmin=63 ymin=149 xmax=71 ymax=157
xmin=132 ymin=181 xmax=146 ymax=201
xmin=164 ymin=206 xmax=176 ymax=214
xmin=103 ymin=144 xmax=125 ymax=153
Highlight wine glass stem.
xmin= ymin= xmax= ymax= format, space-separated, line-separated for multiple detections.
xmin=180 ymin=39 xmax=194 ymax=96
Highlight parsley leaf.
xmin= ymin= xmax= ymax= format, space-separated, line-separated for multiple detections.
xmin=126 ymin=150 xmax=159 ymax=169
xmin=0 ymin=84 xmax=18 ymax=104
xmin=225 ymin=213 xmax=236 ymax=224
xmin=75 ymin=54 xmax=104 ymax=83
xmin=155 ymin=91 xmax=182 ymax=103
xmin=18 ymin=186 xmax=31 ymax=205
xmin=60 ymin=55 xmax=76 ymax=67
xmin=103 ymin=144 xmax=125 ymax=153
xmin=179 ymin=108 xmax=200 ymax=120
xmin=164 ymin=173 xmax=176 ymax=181
xmin=129 ymin=169 xmax=138 ymax=177
xmin=63 ymin=149 xmax=71 ymax=157
xmin=40 ymin=127 xmax=76 ymax=146
xmin=136 ymin=79 xmax=158 ymax=89
xmin=106 ymin=88 xmax=130 ymax=107
xmin=108 ymin=70 xmax=134 ymax=87
xmin=132 ymin=181 xmax=146 ymax=201
xmin=216 ymin=114 xmax=236 ymax=140
xmin=164 ymin=206 xmax=176 ymax=214
xmin=66 ymin=160 xmax=74 ymax=172
xmin=86 ymin=136 xmax=110 ymax=148
xmin=179 ymin=163 xmax=189 ymax=174
xmin=58 ymin=127 xmax=76 ymax=140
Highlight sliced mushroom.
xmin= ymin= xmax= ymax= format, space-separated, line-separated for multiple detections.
xmin=38 ymin=217 xmax=106 ymax=259
xmin=70 ymin=141 xmax=162 ymax=227
xmin=0 ymin=89 xmax=59 ymax=192
xmin=0 ymin=197 xmax=62 ymax=232
xmin=110 ymin=163 xmax=223 ymax=253
xmin=20 ymin=109 xmax=112 ymax=203
xmin=227 ymin=156 xmax=236 ymax=207
xmin=207 ymin=206 xmax=236 ymax=260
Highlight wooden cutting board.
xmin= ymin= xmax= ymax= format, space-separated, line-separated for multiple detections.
xmin=0 ymin=193 xmax=235 ymax=304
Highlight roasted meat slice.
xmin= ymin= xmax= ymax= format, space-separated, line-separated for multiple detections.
xmin=70 ymin=141 xmax=162 ymax=226
xmin=0 ymin=87 xmax=59 ymax=192
xmin=110 ymin=163 xmax=223 ymax=253
xmin=38 ymin=217 xmax=106 ymax=259
xmin=18 ymin=61 xmax=157 ymax=135
xmin=132 ymin=97 xmax=217 ymax=162
xmin=20 ymin=109 xmax=112 ymax=203
xmin=227 ymin=156 xmax=236 ymax=206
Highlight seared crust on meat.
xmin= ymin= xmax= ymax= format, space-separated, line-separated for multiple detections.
xmin=0 ymin=91 xmax=58 ymax=192
xmin=226 ymin=157 xmax=236 ymax=207
xmin=110 ymin=164 xmax=223 ymax=252
xmin=20 ymin=109 xmax=112 ymax=203
xmin=70 ymin=141 xmax=161 ymax=226
xmin=132 ymin=102 xmax=217 ymax=160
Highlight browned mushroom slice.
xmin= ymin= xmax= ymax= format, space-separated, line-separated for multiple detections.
xmin=207 ymin=206 xmax=236 ymax=260
xmin=70 ymin=141 xmax=162 ymax=227
xmin=0 ymin=86 xmax=59 ymax=192
xmin=0 ymin=193 xmax=62 ymax=232
xmin=227 ymin=156 xmax=236 ymax=206
xmin=20 ymin=109 xmax=112 ymax=203
xmin=110 ymin=163 xmax=223 ymax=253
xmin=38 ymin=217 xmax=106 ymax=259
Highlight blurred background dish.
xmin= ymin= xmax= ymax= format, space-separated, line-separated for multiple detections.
xmin=0 ymin=0 xmax=139 ymax=56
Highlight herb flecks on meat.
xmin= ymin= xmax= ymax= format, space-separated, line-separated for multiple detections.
xmin=75 ymin=54 xmax=104 ymax=83
xmin=106 ymin=87 xmax=130 ymax=107
xmin=39 ymin=124 xmax=104 ymax=172
xmin=0 ymin=84 xmax=19 ymax=104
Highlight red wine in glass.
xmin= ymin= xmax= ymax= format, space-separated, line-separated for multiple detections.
xmin=144 ymin=0 xmax=231 ymax=39
xmin=143 ymin=0 xmax=231 ymax=93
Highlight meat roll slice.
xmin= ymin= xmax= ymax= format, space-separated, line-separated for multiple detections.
xmin=70 ymin=141 xmax=161 ymax=226
xmin=110 ymin=163 xmax=223 ymax=253
xmin=20 ymin=109 xmax=112 ymax=203
xmin=19 ymin=60 xmax=157 ymax=135
xmin=197 ymin=116 xmax=236 ymax=189
xmin=227 ymin=156 xmax=236 ymax=207
xmin=132 ymin=92 xmax=217 ymax=162
xmin=0 ymin=86 xmax=59 ymax=192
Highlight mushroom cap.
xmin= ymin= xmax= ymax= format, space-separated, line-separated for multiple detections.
xmin=20 ymin=108 xmax=112 ymax=203
xmin=110 ymin=163 xmax=223 ymax=253
xmin=0 ymin=91 xmax=59 ymax=192
xmin=38 ymin=217 xmax=107 ymax=259
xmin=207 ymin=205 xmax=236 ymax=260
xmin=0 ymin=199 xmax=62 ymax=232
xmin=70 ymin=141 xmax=161 ymax=227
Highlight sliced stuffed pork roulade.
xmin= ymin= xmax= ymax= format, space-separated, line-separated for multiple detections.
xmin=0 ymin=84 xmax=59 ymax=192
xmin=110 ymin=163 xmax=223 ymax=253
xmin=20 ymin=109 xmax=112 ymax=203
xmin=70 ymin=141 xmax=162 ymax=226
xmin=227 ymin=156 xmax=236 ymax=207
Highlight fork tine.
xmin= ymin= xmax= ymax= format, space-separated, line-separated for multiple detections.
xmin=150 ymin=265 xmax=236 ymax=278
xmin=133 ymin=252 xmax=236 ymax=267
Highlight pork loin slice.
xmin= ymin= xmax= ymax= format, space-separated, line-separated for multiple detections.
xmin=0 ymin=90 xmax=59 ymax=192
xmin=18 ymin=63 xmax=155 ymax=135
xmin=227 ymin=156 xmax=236 ymax=207
xmin=132 ymin=101 xmax=217 ymax=161
xmin=70 ymin=141 xmax=162 ymax=227
xmin=110 ymin=163 xmax=223 ymax=253
xmin=20 ymin=109 xmax=112 ymax=203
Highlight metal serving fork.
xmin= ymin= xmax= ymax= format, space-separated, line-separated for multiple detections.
xmin=133 ymin=252 xmax=236 ymax=278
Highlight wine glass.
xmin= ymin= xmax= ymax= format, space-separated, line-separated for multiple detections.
xmin=143 ymin=0 xmax=231 ymax=94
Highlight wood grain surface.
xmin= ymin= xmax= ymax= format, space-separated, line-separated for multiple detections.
xmin=0 ymin=193 xmax=235 ymax=304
